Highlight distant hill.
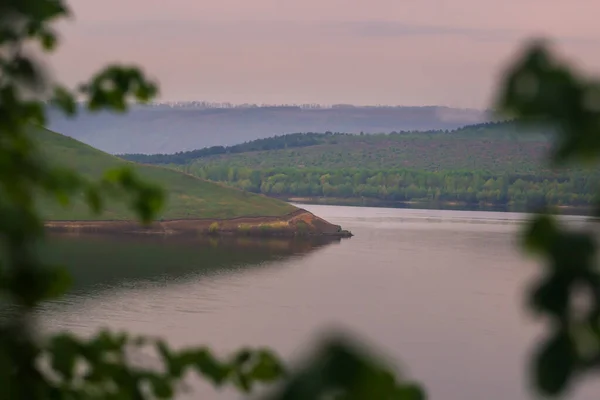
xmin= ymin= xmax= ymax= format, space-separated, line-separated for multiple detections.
xmin=47 ymin=104 xmax=489 ymax=154
xmin=118 ymin=121 xmax=599 ymax=211
xmin=122 ymin=121 xmax=554 ymax=173
xmin=33 ymin=128 xmax=296 ymax=220
xmin=121 ymin=121 xmax=598 ymax=211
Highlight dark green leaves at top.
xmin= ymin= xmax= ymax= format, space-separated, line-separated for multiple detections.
xmin=0 ymin=0 xmax=70 ymax=47
xmin=0 ymin=0 xmax=70 ymax=22
xmin=497 ymin=40 xmax=600 ymax=165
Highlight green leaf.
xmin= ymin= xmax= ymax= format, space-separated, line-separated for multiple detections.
xmin=235 ymin=373 xmax=251 ymax=393
xmin=42 ymin=265 xmax=72 ymax=299
xmin=192 ymin=349 xmax=229 ymax=385
xmin=55 ymin=190 xmax=70 ymax=206
xmin=51 ymin=86 xmax=77 ymax=116
xmin=48 ymin=334 xmax=80 ymax=381
xmin=529 ymin=274 xmax=570 ymax=318
xmin=149 ymin=375 xmax=174 ymax=399
xmin=523 ymin=214 xmax=557 ymax=253
xmin=395 ymin=383 xmax=426 ymax=400
xmin=249 ymin=350 xmax=286 ymax=382
xmin=38 ymin=28 xmax=58 ymax=51
xmin=79 ymin=65 xmax=159 ymax=113
xmin=85 ymin=186 xmax=103 ymax=214
xmin=534 ymin=332 xmax=575 ymax=396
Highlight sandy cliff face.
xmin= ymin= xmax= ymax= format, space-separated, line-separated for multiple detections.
xmin=45 ymin=209 xmax=352 ymax=237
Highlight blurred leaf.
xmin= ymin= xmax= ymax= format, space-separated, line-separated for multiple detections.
xmin=523 ymin=214 xmax=557 ymax=253
xmin=38 ymin=28 xmax=58 ymax=51
xmin=84 ymin=186 xmax=103 ymax=214
xmin=497 ymin=41 xmax=600 ymax=165
xmin=396 ymin=383 xmax=426 ymax=400
xmin=529 ymin=273 xmax=570 ymax=318
xmin=534 ymin=332 xmax=575 ymax=396
xmin=51 ymin=86 xmax=77 ymax=116
xmin=79 ymin=65 xmax=158 ymax=113
xmin=42 ymin=265 xmax=72 ymax=299
xmin=149 ymin=375 xmax=174 ymax=399
xmin=48 ymin=334 xmax=79 ymax=381
xmin=191 ymin=349 xmax=230 ymax=385
xmin=265 ymin=336 xmax=425 ymax=400
xmin=249 ymin=350 xmax=286 ymax=382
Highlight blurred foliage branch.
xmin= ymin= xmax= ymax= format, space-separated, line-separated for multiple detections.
xmin=497 ymin=40 xmax=600 ymax=396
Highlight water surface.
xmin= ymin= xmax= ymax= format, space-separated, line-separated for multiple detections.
xmin=40 ymin=205 xmax=600 ymax=399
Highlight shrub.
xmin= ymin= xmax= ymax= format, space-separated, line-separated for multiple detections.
xmin=237 ymin=224 xmax=251 ymax=235
xmin=208 ymin=222 xmax=220 ymax=235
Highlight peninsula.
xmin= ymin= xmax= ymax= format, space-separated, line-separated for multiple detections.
xmin=35 ymin=129 xmax=351 ymax=238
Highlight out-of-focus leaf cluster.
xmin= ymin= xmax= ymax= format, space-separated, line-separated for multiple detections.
xmin=34 ymin=330 xmax=285 ymax=399
xmin=498 ymin=40 xmax=600 ymax=397
xmin=266 ymin=335 xmax=425 ymax=400
xmin=498 ymin=40 xmax=600 ymax=166
xmin=0 ymin=0 xmax=171 ymax=398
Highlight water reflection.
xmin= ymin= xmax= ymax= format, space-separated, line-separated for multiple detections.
xmin=39 ymin=233 xmax=341 ymax=295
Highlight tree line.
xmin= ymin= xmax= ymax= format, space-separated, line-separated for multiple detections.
xmin=184 ymin=166 xmax=599 ymax=208
xmin=120 ymin=132 xmax=349 ymax=165
xmin=120 ymin=120 xmax=528 ymax=166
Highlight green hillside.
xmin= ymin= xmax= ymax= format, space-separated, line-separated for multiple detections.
xmin=123 ymin=122 xmax=599 ymax=210
xmin=34 ymin=129 xmax=296 ymax=220
xmin=123 ymin=121 xmax=554 ymax=173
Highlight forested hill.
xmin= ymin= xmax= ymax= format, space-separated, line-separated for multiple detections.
xmin=122 ymin=121 xmax=600 ymax=210
xmin=47 ymin=104 xmax=487 ymax=154
xmin=120 ymin=121 xmax=550 ymax=168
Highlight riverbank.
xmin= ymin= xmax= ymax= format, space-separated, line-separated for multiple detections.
xmin=44 ymin=208 xmax=353 ymax=238
xmin=282 ymin=196 xmax=592 ymax=216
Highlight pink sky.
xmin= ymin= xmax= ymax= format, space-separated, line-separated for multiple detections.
xmin=51 ymin=0 xmax=600 ymax=108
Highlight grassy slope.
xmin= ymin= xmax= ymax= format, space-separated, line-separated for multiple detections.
xmin=175 ymin=123 xmax=560 ymax=174
xmin=34 ymin=129 xmax=296 ymax=220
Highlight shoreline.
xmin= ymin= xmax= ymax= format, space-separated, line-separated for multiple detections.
xmin=280 ymin=196 xmax=592 ymax=215
xmin=44 ymin=208 xmax=354 ymax=238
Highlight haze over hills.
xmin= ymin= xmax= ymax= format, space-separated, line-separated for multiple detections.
xmin=47 ymin=102 xmax=489 ymax=155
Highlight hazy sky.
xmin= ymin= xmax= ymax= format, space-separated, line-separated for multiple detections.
xmin=50 ymin=0 xmax=600 ymax=108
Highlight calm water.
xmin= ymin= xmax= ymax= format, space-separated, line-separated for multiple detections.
xmin=39 ymin=205 xmax=600 ymax=400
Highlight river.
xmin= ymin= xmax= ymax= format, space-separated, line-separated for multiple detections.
xmin=39 ymin=205 xmax=600 ymax=399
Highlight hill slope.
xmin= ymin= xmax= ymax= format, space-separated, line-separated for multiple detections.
xmin=123 ymin=122 xmax=599 ymax=210
xmin=47 ymin=105 xmax=488 ymax=154
xmin=127 ymin=121 xmax=554 ymax=174
xmin=34 ymin=129 xmax=297 ymax=220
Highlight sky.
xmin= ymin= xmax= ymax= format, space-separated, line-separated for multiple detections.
xmin=50 ymin=0 xmax=600 ymax=109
